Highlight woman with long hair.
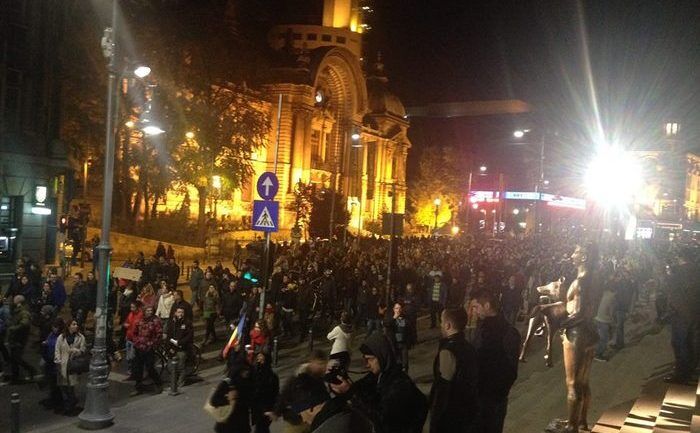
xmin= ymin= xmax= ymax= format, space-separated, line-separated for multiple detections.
xmin=203 ymin=284 xmax=220 ymax=346
xmin=54 ymin=319 xmax=86 ymax=416
xmin=138 ymin=283 xmax=157 ymax=311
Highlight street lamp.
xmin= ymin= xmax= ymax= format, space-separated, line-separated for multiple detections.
xmin=479 ymin=165 xmax=487 ymax=173
xmin=433 ymin=198 xmax=441 ymax=234
xmin=133 ymin=65 xmax=151 ymax=79
xmin=80 ymin=1 xmax=118 ymax=428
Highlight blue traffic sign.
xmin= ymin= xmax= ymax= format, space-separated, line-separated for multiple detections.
xmin=252 ymin=200 xmax=279 ymax=232
xmin=256 ymin=172 xmax=279 ymax=200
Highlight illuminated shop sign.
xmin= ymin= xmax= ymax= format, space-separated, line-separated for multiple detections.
xmin=468 ymin=191 xmax=500 ymax=203
xmin=31 ymin=185 xmax=52 ymax=215
xmin=540 ymin=193 xmax=586 ymax=210
xmin=504 ymin=191 xmax=540 ymax=200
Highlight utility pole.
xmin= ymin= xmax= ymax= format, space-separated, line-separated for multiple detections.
xmin=79 ymin=0 xmax=117 ymax=428
xmin=386 ymin=182 xmax=396 ymax=305
xmin=260 ymin=94 xmax=282 ymax=316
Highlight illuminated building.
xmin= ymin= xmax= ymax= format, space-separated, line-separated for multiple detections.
xmin=165 ymin=0 xmax=409 ymax=233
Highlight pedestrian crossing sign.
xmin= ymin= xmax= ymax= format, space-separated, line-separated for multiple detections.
xmin=252 ymin=200 xmax=279 ymax=232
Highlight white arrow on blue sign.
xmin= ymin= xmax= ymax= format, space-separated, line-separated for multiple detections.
xmin=252 ymin=200 xmax=279 ymax=232
xmin=256 ymin=172 xmax=279 ymax=200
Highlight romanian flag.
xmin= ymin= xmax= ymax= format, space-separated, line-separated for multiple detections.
xmin=222 ymin=313 xmax=247 ymax=359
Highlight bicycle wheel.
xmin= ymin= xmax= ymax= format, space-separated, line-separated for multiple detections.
xmin=156 ymin=349 xmax=169 ymax=380
xmin=189 ymin=343 xmax=202 ymax=375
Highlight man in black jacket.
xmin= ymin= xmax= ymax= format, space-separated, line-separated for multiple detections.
xmin=169 ymin=290 xmax=193 ymax=321
xmin=166 ymin=306 xmax=193 ymax=389
xmin=473 ymin=291 xmax=521 ymax=433
xmin=331 ymin=333 xmax=428 ymax=433
xmin=430 ymin=308 xmax=479 ymax=433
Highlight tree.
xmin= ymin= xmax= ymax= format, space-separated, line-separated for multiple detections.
xmin=408 ymin=145 xmax=469 ymax=232
xmin=308 ymin=188 xmax=350 ymax=239
xmin=169 ymin=86 xmax=270 ymax=234
xmin=289 ymin=180 xmax=315 ymax=237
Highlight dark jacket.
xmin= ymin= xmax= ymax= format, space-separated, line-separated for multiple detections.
xmin=221 ymin=289 xmax=244 ymax=321
xmin=166 ymin=316 xmax=193 ymax=351
xmin=310 ymin=397 xmax=375 ymax=433
xmin=430 ymin=332 xmax=479 ymax=433
xmin=7 ymin=303 xmax=32 ymax=347
xmin=472 ymin=314 xmax=520 ymax=403
xmin=252 ymin=358 xmax=279 ymax=412
xmin=353 ymin=334 xmax=428 ymax=433
xmin=70 ymin=282 xmax=90 ymax=312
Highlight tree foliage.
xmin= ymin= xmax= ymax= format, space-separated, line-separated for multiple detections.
xmin=408 ymin=145 xmax=469 ymax=231
xmin=308 ymin=188 xmax=350 ymax=239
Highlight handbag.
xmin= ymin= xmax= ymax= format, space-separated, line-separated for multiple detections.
xmin=68 ymin=353 xmax=91 ymax=375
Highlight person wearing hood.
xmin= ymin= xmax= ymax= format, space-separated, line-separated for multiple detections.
xmin=285 ymin=373 xmax=374 ymax=433
xmin=251 ymin=351 xmax=279 ymax=433
xmin=330 ymin=333 xmax=428 ymax=433
xmin=327 ymin=311 xmax=352 ymax=370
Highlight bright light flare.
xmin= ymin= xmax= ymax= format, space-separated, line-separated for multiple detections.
xmin=142 ymin=125 xmax=165 ymax=136
xmin=584 ymin=146 xmax=642 ymax=210
xmin=133 ymin=65 xmax=151 ymax=78
xmin=451 ymin=226 xmax=460 ymax=235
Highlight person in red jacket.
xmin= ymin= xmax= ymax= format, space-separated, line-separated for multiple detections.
xmin=122 ymin=301 xmax=143 ymax=380
xmin=247 ymin=320 xmax=268 ymax=363
xmin=131 ymin=305 xmax=163 ymax=395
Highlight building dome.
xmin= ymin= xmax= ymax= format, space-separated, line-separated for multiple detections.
xmin=366 ymin=78 xmax=406 ymax=118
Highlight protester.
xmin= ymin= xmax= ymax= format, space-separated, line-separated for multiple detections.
xmin=169 ymin=289 xmax=193 ymax=321
xmin=389 ymin=302 xmax=410 ymax=372
xmin=429 ymin=308 xmax=479 ymax=433
xmin=123 ymin=300 xmax=143 ymax=379
xmin=7 ymin=295 xmax=36 ymax=383
xmin=54 ymin=319 xmax=87 ymax=415
xmin=594 ymin=283 xmax=616 ymax=362
xmin=472 ymin=292 xmax=521 ymax=433
xmin=166 ymin=306 xmax=194 ymax=390
xmin=251 ymin=351 xmax=280 ymax=433
xmin=327 ymin=311 xmax=352 ymax=370
xmin=40 ymin=317 xmax=64 ymax=412
xmin=131 ymin=305 xmax=163 ymax=395
xmin=428 ymin=275 xmax=447 ymax=329
xmin=69 ymin=273 xmax=90 ymax=327
xmin=203 ymin=284 xmax=221 ymax=346
xmin=285 ymin=373 xmax=374 ymax=433
xmin=331 ymin=333 xmax=428 ymax=433
xmin=189 ymin=260 xmax=205 ymax=309
xmin=156 ymin=282 xmax=175 ymax=321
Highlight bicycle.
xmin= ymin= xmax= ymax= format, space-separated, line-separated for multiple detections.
xmin=155 ymin=341 xmax=202 ymax=380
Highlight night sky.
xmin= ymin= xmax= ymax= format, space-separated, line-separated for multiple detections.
xmin=360 ymin=0 xmax=700 ymax=188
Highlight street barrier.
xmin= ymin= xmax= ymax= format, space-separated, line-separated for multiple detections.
xmin=169 ymin=358 xmax=180 ymax=396
xmin=11 ymin=392 xmax=20 ymax=433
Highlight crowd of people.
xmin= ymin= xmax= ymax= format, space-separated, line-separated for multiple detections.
xmin=0 ymin=232 xmax=697 ymax=432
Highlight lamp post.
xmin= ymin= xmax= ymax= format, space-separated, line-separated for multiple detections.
xmin=79 ymin=1 xmax=118 ymax=428
xmin=513 ymin=129 xmax=545 ymax=233
xmin=433 ymin=198 xmax=441 ymax=234
xmin=351 ymin=129 xmax=362 ymax=242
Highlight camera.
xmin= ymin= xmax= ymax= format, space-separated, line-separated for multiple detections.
xmin=324 ymin=363 xmax=348 ymax=385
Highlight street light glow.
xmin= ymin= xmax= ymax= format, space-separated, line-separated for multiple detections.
xmin=142 ymin=125 xmax=165 ymax=136
xmin=513 ymin=130 xmax=525 ymax=138
xmin=584 ymin=145 xmax=642 ymax=210
xmin=512 ymin=208 xmax=520 ymax=215
xmin=133 ymin=65 xmax=151 ymax=78
xmin=212 ymin=175 xmax=222 ymax=189
xmin=351 ymin=132 xmax=361 ymax=141
xmin=479 ymin=165 xmax=487 ymax=172
xmin=434 ymin=198 xmax=441 ymax=206
xmin=185 ymin=131 xmax=195 ymax=139
xmin=451 ymin=226 xmax=460 ymax=235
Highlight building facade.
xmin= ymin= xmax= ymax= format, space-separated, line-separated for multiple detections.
xmin=0 ymin=1 xmax=69 ymax=274
xmin=169 ymin=0 xmax=409 ymax=235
